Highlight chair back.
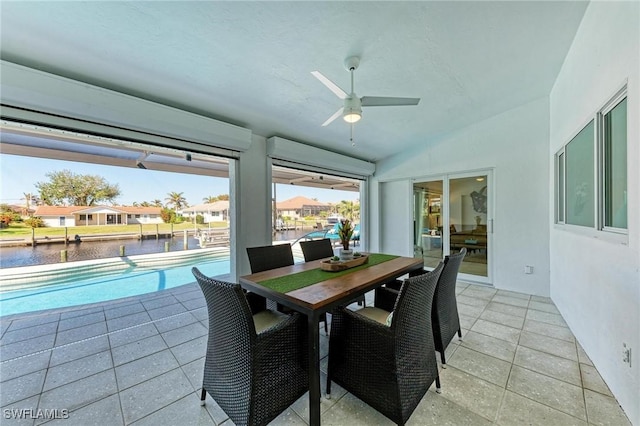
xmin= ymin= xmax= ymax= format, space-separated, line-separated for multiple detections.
xmin=392 ymin=262 xmax=444 ymax=342
xmin=246 ymin=244 xmax=294 ymax=273
xmin=439 ymin=248 xmax=466 ymax=289
xmin=191 ymin=267 xmax=255 ymax=421
xmin=300 ymin=238 xmax=334 ymax=262
xmin=433 ymin=247 xmax=466 ymax=321
xmin=389 ymin=262 xmax=444 ymax=418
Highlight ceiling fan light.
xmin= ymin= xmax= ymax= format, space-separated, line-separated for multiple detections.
xmin=343 ymin=111 xmax=361 ymax=123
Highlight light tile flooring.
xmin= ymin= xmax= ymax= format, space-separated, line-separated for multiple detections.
xmin=0 ymin=282 xmax=631 ymax=425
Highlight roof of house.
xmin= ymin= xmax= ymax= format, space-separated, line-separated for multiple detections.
xmin=276 ymin=196 xmax=329 ymax=210
xmin=182 ymin=201 xmax=230 ymax=213
xmin=34 ymin=206 xmax=162 ymax=216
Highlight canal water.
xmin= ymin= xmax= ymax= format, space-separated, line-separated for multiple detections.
xmin=0 ymin=228 xmax=312 ymax=268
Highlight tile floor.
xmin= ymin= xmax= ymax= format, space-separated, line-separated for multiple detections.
xmin=0 ymin=282 xmax=631 ymax=425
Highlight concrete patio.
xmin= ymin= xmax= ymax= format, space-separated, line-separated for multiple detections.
xmin=0 ymin=282 xmax=630 ymax=425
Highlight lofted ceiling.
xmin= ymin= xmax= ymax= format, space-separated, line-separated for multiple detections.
xmin=0 ymin=1 xmax=588 ymax=163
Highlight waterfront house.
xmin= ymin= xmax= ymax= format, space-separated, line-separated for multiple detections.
xmin=34 ymin=205 xmax=163 ymax=227
xmin=181 ymin=201 xmax=229 ymax=224
xmin=275 ymin=196 xmax=332 ymax=220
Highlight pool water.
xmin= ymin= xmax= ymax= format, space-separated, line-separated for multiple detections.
xmin=0 ymin=259 xmax=230 ymax=317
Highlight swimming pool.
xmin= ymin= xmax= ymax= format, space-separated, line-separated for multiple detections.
xmin=0 ymin=253 xmax=230 ymax=317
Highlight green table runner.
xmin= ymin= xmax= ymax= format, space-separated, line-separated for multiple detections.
xmin=257 ymin=253 xmax=398 ymax=293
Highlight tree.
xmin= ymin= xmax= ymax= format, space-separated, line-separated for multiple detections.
xmin=203 ymin=196 xmax=218 ymax=203
xmin=35 ymin=170 xmax=120 ymax=206
xmin=0 ymin=204 xmax=20 ymax=227
xmin=216 ymin=194 xmax=230 ymax=201
xmin=24 ymin=216 xmax=45 ymax=228
xmin=22 ymin=192 xmax=39 ymax=211
xmin=152 ymin=199 xmax=163 ymax=207
xmin=337 ymin=200 xmax=360 ymax=221
xmin=165 ymin=192 xmax=187 ymax=210
xmin=160 ymin=208 xmax=177 ymax=224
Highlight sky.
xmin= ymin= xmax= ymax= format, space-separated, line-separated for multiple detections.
xmin=0 ymin=154 xmax=359 ymax=207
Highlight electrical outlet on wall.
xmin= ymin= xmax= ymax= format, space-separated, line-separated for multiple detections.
xmin=524 ymin=265 xmax=534 ymax=274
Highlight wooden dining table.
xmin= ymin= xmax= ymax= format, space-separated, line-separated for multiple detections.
xmin=239 ymin=253 xmax=424 ymax=426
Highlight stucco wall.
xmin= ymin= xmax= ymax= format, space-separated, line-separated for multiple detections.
xmin=373 ymin=97 xmax=551 ymax=296
xmin=233 ymin=134 xmax=272 ymax=278
xmin=549 ymin=2 xmax=640 ymax=423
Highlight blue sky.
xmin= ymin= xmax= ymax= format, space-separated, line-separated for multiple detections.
xmin=0 ymin=154 xmax=358 ymax=206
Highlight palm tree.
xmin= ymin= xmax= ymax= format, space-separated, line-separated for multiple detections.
xmin=22 ymin=192 xmax=35 ymax=212
xmin=166 ymin=192 xmax=187 ymax=210
xmin=152 ymin=199 xmax=163 ymax=207
xmin=203 ymin=196 xmax=218 ymax=203
xmin=337 ymin=200 xmax=360 ymax=221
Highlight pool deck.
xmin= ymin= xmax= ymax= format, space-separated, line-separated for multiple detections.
xmin=0 ymin=282 xmax=631 ymax=425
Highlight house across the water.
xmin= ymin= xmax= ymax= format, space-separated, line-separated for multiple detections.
xmin=33 ymin=205 xmax=163 ymax=227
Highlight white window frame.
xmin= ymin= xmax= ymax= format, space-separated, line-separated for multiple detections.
xmin=555 ymin=84 xmax=628 ymax=241
xmin=598 ymin=87 xmax=628 ymax=234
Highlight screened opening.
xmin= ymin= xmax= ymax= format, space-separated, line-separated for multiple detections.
xmin=0 ymin=120 xmax=232 ymax=314
xmin=271 ymin=164 xmax=363 ymax=255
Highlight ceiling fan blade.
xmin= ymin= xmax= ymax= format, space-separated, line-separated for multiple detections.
xmin=361 ymin=96 xmax=421 ymax=107
xmin=322 ymin=107 xmax=344 ymax=126
xmin=311 ymin=71 xmax=348 ymax=99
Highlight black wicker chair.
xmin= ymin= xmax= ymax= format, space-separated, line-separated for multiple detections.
xmin=299 ymin=238 xmax=334 ymax=262
xmin=382 ymin=248 xmax=467 ymax=367
xmin=192 ymin=267 xmax=308 ymax=426
xmin=246 ymin=243 xmax=294 ymax=273
xmin=326 ymin=262 xmax=445 ymax=425
xmin=246 ymin=244 xmax=295 ymax=313
xmin=431 ymin=247 xmax=466 ymax=366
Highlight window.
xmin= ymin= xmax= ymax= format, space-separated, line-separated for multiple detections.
xmin=555 ymin=87 xmax=627 ymax=234
xmin=566 ymin=121 xmax=595 ymax=227
xmin=557 ymin=152 xmax=565 ymax=223
xmin=603 ymin=97 xmax=627 ymax=230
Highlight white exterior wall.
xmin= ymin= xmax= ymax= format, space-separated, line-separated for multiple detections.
xmin=549 ymin=2 xmax=640 ymax=424
xmin=127 ymin=214 xmax=163 ymax=224
xmin=41 ymin=216 xmax=75 ymax=227
xmin=233 ymin=134 xmax=272 ymax=278
xmin=372 ymin=97 xmax=551 ymax=296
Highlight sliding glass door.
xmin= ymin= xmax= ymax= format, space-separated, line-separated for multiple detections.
xmin=413 ymin=180 xmax=443 ymax=269
xmin=414 ymin=171 xmax=492 ymax=283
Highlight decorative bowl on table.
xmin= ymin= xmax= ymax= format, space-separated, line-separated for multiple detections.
xmin=321 ymin=254 xmax=369 ymax=272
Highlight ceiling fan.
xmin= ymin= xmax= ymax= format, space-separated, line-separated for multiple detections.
xmin=311 ymin=56 xmax=420 ymax=127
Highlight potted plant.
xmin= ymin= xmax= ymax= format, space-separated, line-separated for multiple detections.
xmin=338 ymin=219 xmax=354 ymax=260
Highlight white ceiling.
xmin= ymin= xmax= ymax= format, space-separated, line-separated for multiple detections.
xmin=0 ymin=1 xmax=588 ymax=162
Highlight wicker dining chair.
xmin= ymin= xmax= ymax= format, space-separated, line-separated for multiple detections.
xmin=299 ymin=238 xmax=334 ymax=262
xmin=246 ymin=243 xmax=295 ymax=312
xmin=326 ymin=262 xmax=444 ymax=425
xmin=192 ymin=267 xmax=308 ymax=426
xmin=381 ymin=248 xmax=467 ymax=367
xmin=246 ymin=243 xmax=295 ymax=273
xmin=431 ymin=247 xmax=466 ymax=366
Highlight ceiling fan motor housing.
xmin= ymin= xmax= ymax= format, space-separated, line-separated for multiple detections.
xmin=344 ymin=56 xmax=360 ymax=71
xmin=344 ymin=96 xmax=362 ymax=113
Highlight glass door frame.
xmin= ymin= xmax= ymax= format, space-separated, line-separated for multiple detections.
xmin=413 ymin=169 xmax=493 ymax=285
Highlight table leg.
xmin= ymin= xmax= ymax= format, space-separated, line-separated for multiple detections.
xmin=308 ymin=312 xmax=321 ymax=426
